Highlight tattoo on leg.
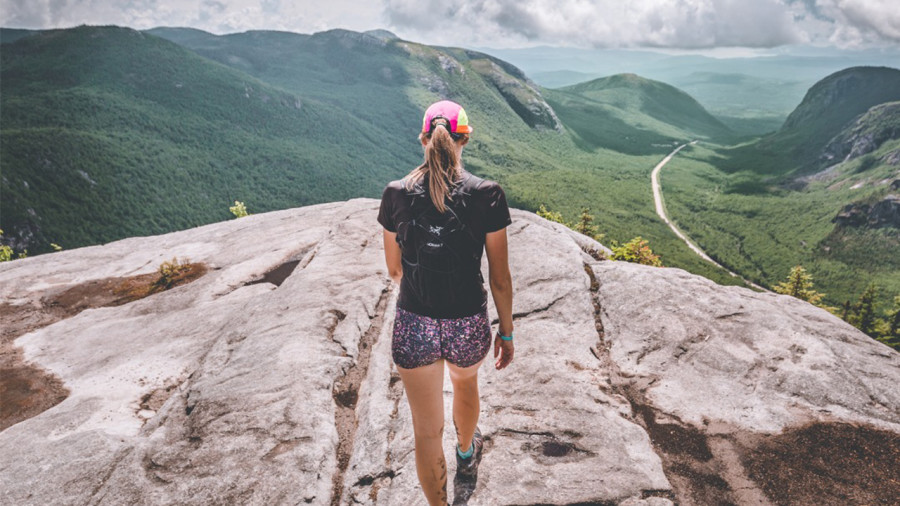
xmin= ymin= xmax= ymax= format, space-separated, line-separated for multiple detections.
xmin=438 ymin=459 xmax=448 ymax=503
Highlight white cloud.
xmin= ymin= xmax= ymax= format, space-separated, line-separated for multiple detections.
xmin=1 ymin=0 xmax=898 ymax=49
xmin=384 ymin=0 xmax=804 ymax=48
xmin=811 ymin=0 xmax=900 ymax=46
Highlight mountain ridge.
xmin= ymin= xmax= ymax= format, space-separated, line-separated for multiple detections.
xmin=820 ymin=100 xmax=900 ymax=168
xmin=563 ymin=73 xmax=730 ymax=136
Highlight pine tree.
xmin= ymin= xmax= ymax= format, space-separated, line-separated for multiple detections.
xmin=850 ymin=283 xmax=880 ymax=335
xmin=840 ymin=300 xmax=852 ymax=322
xmin=774 ymin=266 xmax=825 ymax=306
xmin=574 ymin=207 xmax=604 ymax=242
xmin=886 ymin=295 xmax=900 ymax=340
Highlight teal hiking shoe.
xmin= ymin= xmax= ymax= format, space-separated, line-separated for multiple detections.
xmin=455 ymin=426 xmax=483 ymax=477
xmin=453 ymin=426 xmax=483 ymax=504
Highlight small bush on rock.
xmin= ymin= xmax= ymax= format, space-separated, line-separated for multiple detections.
xmin=154 ymin=257 xmax=194 ymax=290
xmin=113 ymin=258 xmax=207 ymax=302
xmin=537 ymin=204 xmax=567 ymax=225
xmin=230 ymin=201 xmax=249 ymax=218
xmin=849 ymin=283 xmax=880 ymax=335
xmin=611 ymin=237 xmax=662 ymax=267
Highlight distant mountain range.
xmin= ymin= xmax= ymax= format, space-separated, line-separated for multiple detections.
xmin=484 ymin=44 xmax=900 ymax=135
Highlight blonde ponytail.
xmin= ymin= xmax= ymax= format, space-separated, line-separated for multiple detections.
xmin=405 ymin=120 xmax=467 ymax=213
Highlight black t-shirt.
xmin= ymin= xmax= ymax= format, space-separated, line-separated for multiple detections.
xmin=378 ymin=171 xmax=512 ymax=318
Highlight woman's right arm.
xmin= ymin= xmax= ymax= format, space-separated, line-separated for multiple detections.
xmin=383 ymin=229 xmax=403 ymax=284
xmin=485 ymin=228 xmax=514 ymax=369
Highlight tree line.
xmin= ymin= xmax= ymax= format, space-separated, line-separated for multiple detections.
xmin=775 ymin=266 xmax=899 ymax=350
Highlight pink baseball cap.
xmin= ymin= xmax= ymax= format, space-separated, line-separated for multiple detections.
xmin=421 ymin=100 xmax=472 ymax=135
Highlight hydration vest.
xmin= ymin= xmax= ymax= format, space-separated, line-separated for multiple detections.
xmin=396 ymin=174 xmax=484 ymax=310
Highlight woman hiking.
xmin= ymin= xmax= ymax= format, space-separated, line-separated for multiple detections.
xmin=377 ymin=100 xmax=515 ymax=505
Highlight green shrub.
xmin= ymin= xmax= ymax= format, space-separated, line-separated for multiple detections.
xmin=886 ymin=295 xmax=900 ymax=338
xmin=537 ymin=204 xmax=567 ymax=225
xmin=611 ymin=237 xmax=662 ymax=266
xmin=154 ymin=257 xmax=193 ymax=290
xmin=839 ymin=283 xmax=900 ymax=351
xmin=854 ymin=155 xmax=877 ymax=173
xmin=0 ymin=229 xmax=27 ymax=262
xmin=229 ymin=201 xmax=249 ymax=218
xmin=537 ymin=205 xmax=606 ymax=242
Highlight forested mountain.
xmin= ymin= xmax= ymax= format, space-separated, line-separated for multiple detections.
xmin=0 ymin=28 xmax=36 ymax=44
xmin=545 ymin=73 xmax=731 ymax=154
xmin=748 ymin=67 xmax=900 ymax=175
xmin=0 ymin=26 xmax=422 ymax=251
xmin=1 ymin=26 xmax=573 ymax=253
xmin=147 ymin=27 xmax=564 ymax=133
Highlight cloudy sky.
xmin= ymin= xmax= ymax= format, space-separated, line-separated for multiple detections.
xmin=2 ymin=0 xmax=899 ymax=50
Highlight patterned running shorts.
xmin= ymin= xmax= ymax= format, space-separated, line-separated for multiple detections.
xmin=391 ymin=307 xmax=492 ymax=369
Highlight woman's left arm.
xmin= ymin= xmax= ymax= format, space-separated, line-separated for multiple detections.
xmin=383 ymin=229 xmax=403 ymax=284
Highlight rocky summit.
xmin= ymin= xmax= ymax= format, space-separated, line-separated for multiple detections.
xmin=1 ymin=199 xmax=899 ymax=505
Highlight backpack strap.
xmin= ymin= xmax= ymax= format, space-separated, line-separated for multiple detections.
xmin=445 ymin=173 xmax=483 ymax=244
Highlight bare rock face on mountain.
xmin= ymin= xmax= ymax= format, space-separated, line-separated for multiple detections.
xmin=833 ymin=194 xmax=900 ymax=229
xmin=1 ymin=199 xmax=899 ymax=505
xmin=820 ymin=101 xmax=900 ymax=166
xmin=467 ymin=55 xmax=564 ymax=132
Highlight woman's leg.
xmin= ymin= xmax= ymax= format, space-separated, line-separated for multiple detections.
xmin=397 ymin=360 xmax=448 ymax=506
xmin=447 ymin=359 xmax=484 ymax=453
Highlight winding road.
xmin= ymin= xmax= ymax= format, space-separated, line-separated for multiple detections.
xmin=651 ymin=141 xmax=767 ymax=291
